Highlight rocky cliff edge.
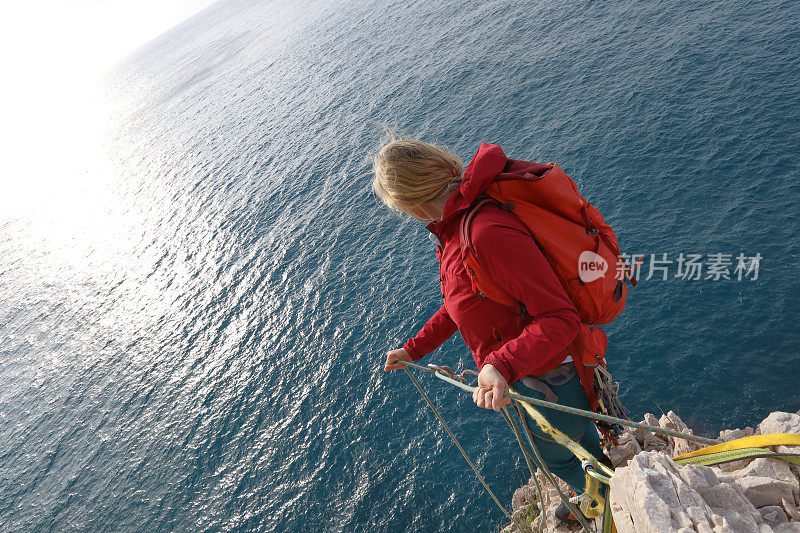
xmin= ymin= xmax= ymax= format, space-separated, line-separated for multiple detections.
xmin=504 ymin=410 xmax=800 ymax=533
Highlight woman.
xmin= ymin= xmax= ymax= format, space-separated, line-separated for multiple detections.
xmin=372 ymin=133 xmax=606 ymax=524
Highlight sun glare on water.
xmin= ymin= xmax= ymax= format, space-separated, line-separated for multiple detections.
xmin=0 ymin=1 xmax=217 ymax=273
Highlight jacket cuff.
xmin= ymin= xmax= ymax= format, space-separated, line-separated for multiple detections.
xmin=403 ymin=340 xmax=424 ymax=362
xmin=483 ymin=353 xmax=513 ymax=383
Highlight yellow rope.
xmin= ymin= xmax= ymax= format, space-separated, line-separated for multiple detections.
xmin=511 ymin=386 xmax=607 ymax=519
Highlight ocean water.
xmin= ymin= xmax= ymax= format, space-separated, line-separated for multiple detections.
xmin=1 ymin=0 xmax=799 ymax=531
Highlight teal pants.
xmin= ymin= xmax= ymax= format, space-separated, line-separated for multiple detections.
xmin=513 ymin=371 xmax=604 ymax=493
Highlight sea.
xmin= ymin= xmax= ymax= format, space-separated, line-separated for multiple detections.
xmin=1 ymin=0 xmax=798 ymax=531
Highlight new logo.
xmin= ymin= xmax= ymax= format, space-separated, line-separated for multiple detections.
xmin=578 ymin=251 xmax=608 ymax=283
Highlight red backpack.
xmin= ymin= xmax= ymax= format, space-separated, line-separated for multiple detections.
xmin=459 ymin=160 xmax=637 ymax=411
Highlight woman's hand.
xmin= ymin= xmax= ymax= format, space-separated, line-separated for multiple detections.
xmin=384 ymin=348 xmax=413 ymax=371
xmin=472 ymin=364 xmax=510 ymax=411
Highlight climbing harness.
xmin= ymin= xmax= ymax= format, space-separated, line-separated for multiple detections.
xmin=397 ymin=359 xmax=724 ymax=532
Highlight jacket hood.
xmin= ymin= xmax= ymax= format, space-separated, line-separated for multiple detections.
xmin=427 ymin=143 xmax=508 ymax=234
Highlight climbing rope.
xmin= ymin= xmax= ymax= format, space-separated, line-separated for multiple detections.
xmin=675 ymin=447 xmax=800 ymax=467
xmin=500 ymin=406 xmax=546 ymax=533
xmin=510 ymin=386 xmax=607 ymax=521
xmin=510 ymin=385 xmax=615 ymax=479
xmin=512 ymin=401 xmax=597 ymax=532
xmin=402 ymin=367 xmax=513 ymax=520
xmin=397 ymin=359 xmax=733 ymax=532
xmin=500 ymin=406 xmax=537 ymax=479
xmin=400 ymin=360 xmax=720 ymax=446
xmin=400 ymin=361 xmax=600 ymax=531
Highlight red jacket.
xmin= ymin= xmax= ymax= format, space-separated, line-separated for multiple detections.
xmin=402 ymin=143 xmax=581 ymax=384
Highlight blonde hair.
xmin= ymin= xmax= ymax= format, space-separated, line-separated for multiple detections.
xmin=371 ymin=125 xmax=463 ymax=214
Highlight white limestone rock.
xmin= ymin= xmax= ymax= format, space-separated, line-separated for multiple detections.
xmin=660 ymin=411 xmax=704 ymax=457
xmin=505 ymin=411 xmax=800 ymax=533
xmin=719 ymin=426 xmax=756 ymax=441
xmin=606 ymin=411 xmax=800 ymax=532
xmin=760 ymin=505 xmax=790 ymax=527
xmin=757 ymin=412 xmax=800 ymax=437
xmin=511 ymin=480 xmax=539 ymax=512
xmin=608 ymin=430 xmax=641 ymax=468
xmin=608 ymin=451 xmax=764 ymax=533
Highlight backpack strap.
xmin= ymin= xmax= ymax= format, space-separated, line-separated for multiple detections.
xmin=459 ymin=196 xmax=525 ymax=316
xmin=459 ymin=196 xmax=497 ymax=257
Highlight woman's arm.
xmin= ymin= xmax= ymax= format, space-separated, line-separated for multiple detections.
xmin=471 ymin=205 xmax=581 ymax=384
xmin=402 ymin=303 xmax=459 ymax=361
